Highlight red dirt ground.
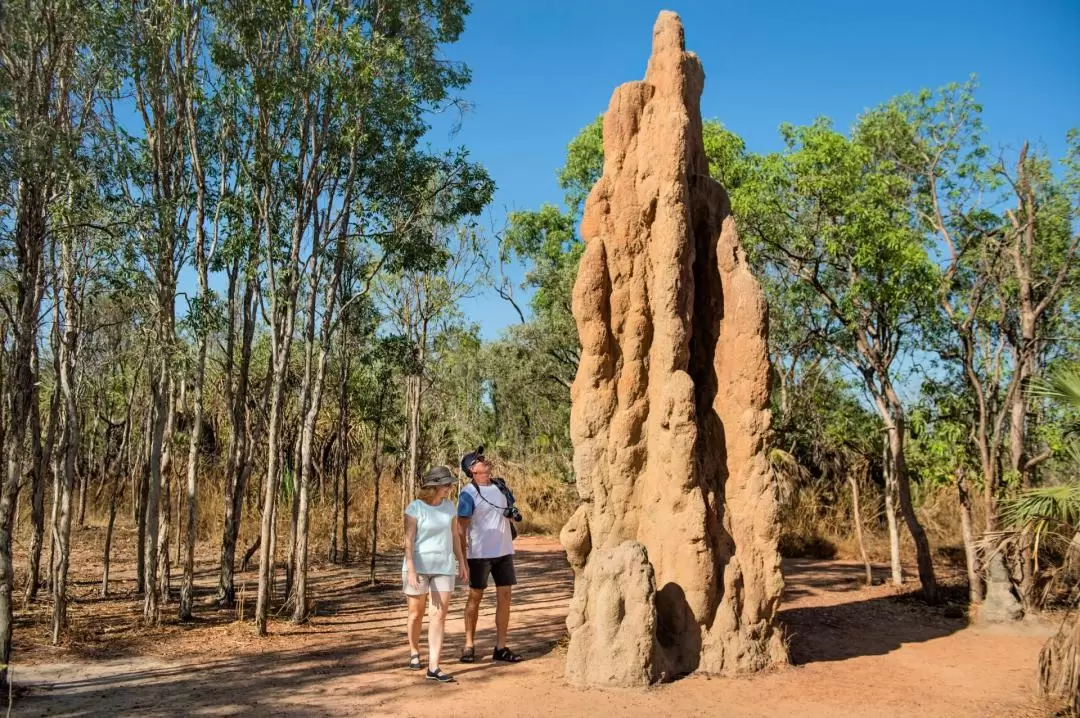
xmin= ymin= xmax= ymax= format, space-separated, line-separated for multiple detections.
xmin=12 ymin=530 xmax=1056 ymax=717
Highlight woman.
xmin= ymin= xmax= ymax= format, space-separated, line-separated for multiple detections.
xmin=403 ymin=465 xmax=468 ymax=683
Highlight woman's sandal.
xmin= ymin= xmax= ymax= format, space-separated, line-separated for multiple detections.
xmin=459 ymin=646 xmax=476 ymax=664
xmin=426 ymin=667 xmax=455 ymax=683
xmin=493 ymin=647 xmax=523 ymax=663
xmin=407 ymin=654 xmax=423 ymax=671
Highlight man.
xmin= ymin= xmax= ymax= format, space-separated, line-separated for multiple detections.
xmin=456 ymin=445 xmax=523 ymax=663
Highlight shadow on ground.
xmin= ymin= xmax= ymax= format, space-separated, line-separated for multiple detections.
xmin=779 ymin=559 xmax=968 ymax=665
xmin=16 ymin=541 xmax=573 ymax=717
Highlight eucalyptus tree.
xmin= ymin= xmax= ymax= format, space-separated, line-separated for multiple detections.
xmin=111 ymin=0 xmax=204 ymax=623
xmin=0 ymin=0 xmax=110 ymax=676
xmin=737 ymin=117 xmax=940 ymax=600
xmin=869 ymin=81 xmax=1079 ymax=534
xmin=208 ymin=0 xmax=490 ymax=634
xmin=378 ymin=221 xmax=488 ymax=507
xmin=178 ymin=6 xmax=225 ymax=619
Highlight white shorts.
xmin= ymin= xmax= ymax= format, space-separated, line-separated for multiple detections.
xmin=402 ymin=573 xmax=455 ymax=596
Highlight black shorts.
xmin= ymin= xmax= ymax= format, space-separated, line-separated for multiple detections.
xmin=467 ymin=555 xmax=516 ymax=589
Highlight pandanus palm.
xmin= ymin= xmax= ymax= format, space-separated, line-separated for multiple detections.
xmin=1001 ymin=364 xmax=1080 ymax=714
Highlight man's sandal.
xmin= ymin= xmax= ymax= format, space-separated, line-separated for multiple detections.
xmin=493 ymin=647 xmax=522 ymax=663
xmin=459 ymin=646 xmax=476 ymax=663
xmin=407 ymin=654 xmax=423 ymax=670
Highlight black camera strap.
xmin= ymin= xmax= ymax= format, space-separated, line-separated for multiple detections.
xmin=468 ymin=477 xmax=519 ymax=540
xmin=469 ymin=478 xmax=513 ymax=512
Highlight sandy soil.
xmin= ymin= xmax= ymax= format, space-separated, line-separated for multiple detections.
xmin=11 ymin=529 xmax=1057 ymax=717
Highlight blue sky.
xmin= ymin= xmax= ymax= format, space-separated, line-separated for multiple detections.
xmin=436 ymin=0 xmax=1080 ymax=339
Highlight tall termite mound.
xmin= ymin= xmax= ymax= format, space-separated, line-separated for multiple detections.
xmin=560 ymin=10 xmax=787 ymax=687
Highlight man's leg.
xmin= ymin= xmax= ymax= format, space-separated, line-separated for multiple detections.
xmin=464 ymin=587 xmax=484 ymax=650
xmin=495 ymin=585 xmax=511 ymax=649
xmin=490 ymin=555 xmax=521 ymax=662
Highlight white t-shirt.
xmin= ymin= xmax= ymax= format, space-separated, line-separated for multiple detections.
xmin=402 ymin=498 xmax=458 ymax=575
xmin=457 ymin=481 xmax=514 ymax=559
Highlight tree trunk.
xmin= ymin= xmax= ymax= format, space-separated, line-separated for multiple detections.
xmin=293 ymin=241 xmax=343 ymax=622
xmin=104 ymin=365 xmax=139 ymax=598
xmin=135 ymin=401 xmax=152 ymax=594
xmin=883 ymin=437 xmax=903 ymax=587
xmin=50 ymin=228 xmax=81 ymax=644
xmin=369 ymin=416 xmax=384 ymax=586
xmin=157 ymin=379 xmax=178 ymax=605
xmin=217 ymin=263 xmax=255 ymax=607
xmin=78 ymin=412 xmax=97 ymax=527
xmin=144 ymin=365 xmax=168 ymax=623
xmin=341 ymin=435 xmax=350 ymax=564
xmin=102 ymin=482 xmax=120 ymax=597
xmin=293 ymin=340 xmax=334 ymax=622
xmin=404 ymin=374 xmax=422 ymax=504
xmin=848 ymin=474 xmax=872 ymax=587
xmin=0 ymin=176 xmax=46 ymax=689
xmin=256 ymin=358 xmax=291 ymax=635
xmin=179 ymin=329 xmax=208 ymax=620
xmin=284 ymin=429 xmax=302 ymax=601
xmin=885 ymin=402 xmax=938 ymax=602
xmin=24 ymin=351 xmax=56 ymax=604
xmin=956 ymin=467 xmax=983 ymax=603
xmin=330 ymin=345 xmax=349 ymax=564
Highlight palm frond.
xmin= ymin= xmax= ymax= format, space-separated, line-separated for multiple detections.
xmin=768 ymin=447 xmax=813 ymax=507
xmin=1030 ymin=365 xmax=1080 ymax=439
xmin=1030 ymin=366 xmax=1080 ymax=408
xmin=1001 ymin=484 xmax=1080 ymax=535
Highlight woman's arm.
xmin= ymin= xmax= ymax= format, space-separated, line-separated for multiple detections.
xmin=404 ymin=513 xmax=419 ymax=587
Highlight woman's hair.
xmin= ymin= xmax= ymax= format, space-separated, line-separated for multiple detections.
xmin=417 ymin=485 xmax=442 ymax=503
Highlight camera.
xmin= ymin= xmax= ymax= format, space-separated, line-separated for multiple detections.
xmin=503 ymin=505 xmax=523 ymax=522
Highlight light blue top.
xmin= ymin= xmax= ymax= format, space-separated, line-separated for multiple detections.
xmin=402 ymin=498 xmax=457 ymax=576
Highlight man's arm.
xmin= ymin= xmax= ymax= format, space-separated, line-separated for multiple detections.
xmin=456 ymin=490 xmax=475 ymax=555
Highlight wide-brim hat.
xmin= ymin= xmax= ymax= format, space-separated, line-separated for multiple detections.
xmin=421 ymin=465 xmax=454 ymax=488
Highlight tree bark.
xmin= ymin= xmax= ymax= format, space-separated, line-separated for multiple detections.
xmin=217 ymin=255 xmax=256 ymax=607
xmin=888 ymin=411 xmax=938 ymax=602
xmin=179 ymin=328 xmax=208 ymax=620
xmin=24 ymin=347 xmax=56 ymax=604
xmin=369 ymin=416 xmax=384 ymax=586
xmin=0 ymin=175 xmax=47 ymax=688
xmin=51 ymin=251 xmax=80 ymax=642
xmin=848 ymin=474 xmax=872 ymax=587
xmin=157 ymin=378 xmax=178 ymax=605
xmin=144 ymin=366 xmax=167 ymax=622
xmin=78 ymin=412 xmax=97 ymax=527
xmin=256 ymin=329 xmax=294 ymax=635
xmin=293 ymin=235 xmax=344 ymax=622
xmin=956 ymin=467 xmax=983 ymax=603
xmin=883 ymin=436 xmax=903 ymax=587
xmin=135 ymin=400 xmax=152 ymax=594
xmin=881 ymin=396 xmax=938 ymax=601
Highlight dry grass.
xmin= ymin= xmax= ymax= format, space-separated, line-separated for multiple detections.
xmin=18 ymin=459 xmax=971 ymax=595
xmin=14 ymin=457 xmax=576 ymax=579
xmin=780 ymin=479 xmax=981 ymax=571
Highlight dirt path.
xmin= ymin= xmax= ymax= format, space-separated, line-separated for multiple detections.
xmin=15 ymin=535 xmax=1053 ymax=717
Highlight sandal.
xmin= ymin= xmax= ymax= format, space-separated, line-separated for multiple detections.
xmin=407 ymin=654 xmax=423 ymax=671
xmin=426 ymin=667 xmax=455 ymax=683
xmin=493 ymin=646 xmax=522 ymax=663
xmin=459 ymin=646 xmax=476 ymax=664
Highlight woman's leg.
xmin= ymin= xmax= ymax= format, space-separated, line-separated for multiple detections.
xmin=427 ymin=588 xmax=452 ymax=671
xmin=407 ymin=594 xmax=427 ymax=656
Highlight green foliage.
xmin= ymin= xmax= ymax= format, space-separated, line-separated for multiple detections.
xmin=739 ymin=116 xmax=936 ymax=368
